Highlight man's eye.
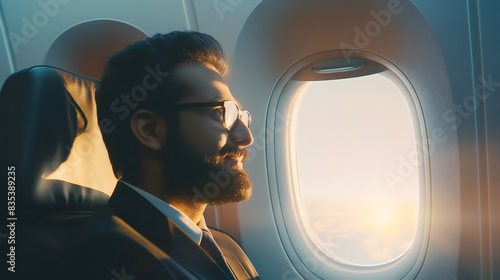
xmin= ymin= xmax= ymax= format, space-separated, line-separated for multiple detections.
xmin=212 ymin=107 xmax=224 ymax=120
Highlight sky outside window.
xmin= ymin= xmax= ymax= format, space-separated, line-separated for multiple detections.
xmin=295 ymin=73 xmax=419 ymax=266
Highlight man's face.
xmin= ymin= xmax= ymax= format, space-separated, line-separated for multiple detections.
xmin=162 ymin=61 xmax=254 ymax=205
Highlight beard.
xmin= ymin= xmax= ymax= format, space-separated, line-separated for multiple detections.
xmin=162 ymin=122 xmax=252 ymax=206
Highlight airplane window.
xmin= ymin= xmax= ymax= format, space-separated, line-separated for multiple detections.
xmin=295 ymin=73 xmax=419 ymax=266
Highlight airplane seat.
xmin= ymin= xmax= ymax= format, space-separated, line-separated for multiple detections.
xmin=0 ymin=65 xmax=114 ymax=277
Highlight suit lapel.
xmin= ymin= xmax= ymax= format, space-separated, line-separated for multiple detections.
xmin=107 ymin=182 xmax=232 ymax=279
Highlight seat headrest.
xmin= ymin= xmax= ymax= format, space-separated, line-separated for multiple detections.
xmin=0 ymin=66 xmax=117 ymax=214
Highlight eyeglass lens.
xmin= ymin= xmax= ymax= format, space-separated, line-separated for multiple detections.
xmin=224 ymin=102 xmax=251 ymax=130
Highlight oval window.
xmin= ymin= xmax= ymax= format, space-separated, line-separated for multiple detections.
xmin=295 ymin=73 xmax=419 ymax=266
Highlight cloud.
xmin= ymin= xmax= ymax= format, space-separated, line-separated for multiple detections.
xmin=301 ymin=198 xmax=417 ymax=265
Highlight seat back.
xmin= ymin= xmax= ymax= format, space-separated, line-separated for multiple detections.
xmin=0 ymin=66 xmax=117 ymax=277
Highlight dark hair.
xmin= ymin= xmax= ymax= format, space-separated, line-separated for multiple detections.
xmin=96 ymin=31 xmax=228 ymax=180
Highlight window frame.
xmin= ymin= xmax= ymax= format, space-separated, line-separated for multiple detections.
xmin=266 ymin=50 xmax=431 ymax=279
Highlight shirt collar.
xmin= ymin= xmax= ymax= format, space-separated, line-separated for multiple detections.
xmin=120 ymin=180 xmax=206 ymax=244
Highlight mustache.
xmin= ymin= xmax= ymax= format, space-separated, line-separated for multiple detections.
xmin=219 ymin=146 xmax=249 ymax=162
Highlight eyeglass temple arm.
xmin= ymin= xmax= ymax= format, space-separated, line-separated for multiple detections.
xmin=170 ymin=102 xmax=225 ymax=110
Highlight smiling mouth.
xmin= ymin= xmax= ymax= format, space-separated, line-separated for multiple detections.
xmin=225 ymin=156 xmax=242 ymax=161
xmin=224 ymin=156 xmax=244 ymax=168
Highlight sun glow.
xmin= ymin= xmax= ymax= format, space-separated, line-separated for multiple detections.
xmin=379 ymin=210 xmax=392 ymax=223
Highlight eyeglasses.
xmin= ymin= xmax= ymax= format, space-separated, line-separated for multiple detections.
xmin=171 ymin=101 xmax=251 ymax=131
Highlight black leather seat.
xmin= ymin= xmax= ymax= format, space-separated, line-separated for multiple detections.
xmin=0 ymin=66 xmax=116 ymax=278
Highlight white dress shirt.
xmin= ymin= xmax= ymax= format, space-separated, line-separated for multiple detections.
xmin=120 ymin=180 xmax=206 ymax=245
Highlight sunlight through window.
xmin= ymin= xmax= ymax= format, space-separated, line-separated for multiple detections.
xmin=295 ymin=73 xmax=419 ymax=266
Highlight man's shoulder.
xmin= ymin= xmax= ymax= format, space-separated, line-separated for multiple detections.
xmin=85 ymin=210 xmax=145 ymax=239
xmin=55 ymin=211 xmax=195 ymax=280
xmin=209 ymin=227 xmax=260 ymax=280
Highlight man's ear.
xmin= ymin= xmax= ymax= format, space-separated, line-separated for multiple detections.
xmin=130 ymin=109 xmax=165 ymax=151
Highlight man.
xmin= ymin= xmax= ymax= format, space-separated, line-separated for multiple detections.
xmin=57 ymin=31 xmax=259 ymax=279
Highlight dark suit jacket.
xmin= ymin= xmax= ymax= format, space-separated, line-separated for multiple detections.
xmin=56 ymin=182 xmax=259 ymax=280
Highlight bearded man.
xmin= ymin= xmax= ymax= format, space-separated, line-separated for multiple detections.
xmin=57 ymin=31 xmax=258 ymax=280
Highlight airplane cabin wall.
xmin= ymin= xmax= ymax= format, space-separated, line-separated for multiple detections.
xmin=477 ymin=1 xmax=500 ymax=279
xmin=0 ymin=5 xmax=13 ymax=84
xmin=230 ymin=0 xmax=458 ymax=279
xmin=0 ymin=0 xmax=498 ymax=279
xmin=482 ymin=1 xmax=500 ymax=278
xmin=0 ymin=0 xmax=189 ymax=79
xmin=412 ymin=0 xmax=500 ymax=279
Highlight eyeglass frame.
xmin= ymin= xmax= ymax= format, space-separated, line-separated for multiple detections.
xmin=169 ymin=100 xmax=251 ymax=131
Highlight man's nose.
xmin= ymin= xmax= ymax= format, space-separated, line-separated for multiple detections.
xmin=229 ymin=119 xmax=253 ymax=147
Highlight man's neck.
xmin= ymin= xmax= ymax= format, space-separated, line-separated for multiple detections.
xmin=168 ymin=199 xmax=207 ymax=225
xmin=131 ymin=177 xmax=207 ymax=224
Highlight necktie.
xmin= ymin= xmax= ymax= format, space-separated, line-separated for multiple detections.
xmin=200 ymin=229 xmax=236 ymax=280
